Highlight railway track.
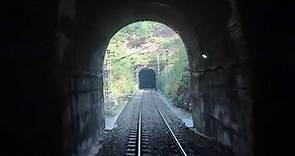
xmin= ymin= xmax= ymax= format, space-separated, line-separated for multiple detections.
xmin=125 ymin=90 xmax=188 ymax=156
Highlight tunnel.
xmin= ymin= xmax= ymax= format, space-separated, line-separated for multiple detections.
xmin=3 ymin=0 xmax=294 ymax=156
xmin=4 ymin=1 xmax=254 ymax=155
xmin=138 ymin=68 xmax=156 ymax=89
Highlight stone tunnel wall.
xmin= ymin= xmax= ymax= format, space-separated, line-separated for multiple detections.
xmin=189 ymin=1 xmax=252 ymax=155
xmin=58 ymin=33 xmax=106 ymax=156
xmin=60 ymin=66 xmax=105 ymax=156
xmin=56 ymin=0 xmax=105 ymax=155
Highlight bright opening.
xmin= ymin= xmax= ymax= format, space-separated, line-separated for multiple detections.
xmin=102 ymin=21 xmax=192 ymax=129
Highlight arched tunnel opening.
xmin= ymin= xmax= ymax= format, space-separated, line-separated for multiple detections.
xmin=51 ymin=2 xmax=255 ymax=155
xmin=138 ymin=68 xmax=156 ymax=89
xmin=7 ymin=1 xmax=294 ymax=156
xmin=102 ymin=21 xmax=190 ymax=132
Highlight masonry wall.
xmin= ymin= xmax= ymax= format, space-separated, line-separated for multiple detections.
xmin=56 ymin=0 xmax=105 ymax=155
xmin=58 ymin=34 xmax=106 ymax=156
xmin=183 ymin=1 xmax=253 ymax=155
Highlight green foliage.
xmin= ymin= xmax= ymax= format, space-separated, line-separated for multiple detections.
xmin=159 ymin=45 xmax=191 ymax=111
xmin=103 ymin=21 xmax=191 ymax=113
xmin=120 ymin=21 xmax=160 ymax=39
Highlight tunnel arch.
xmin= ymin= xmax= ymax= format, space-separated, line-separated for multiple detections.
xmin=102 ymin=19 xmax=193 ymax=69
xmin=138 ymin=68 xmax=156 ymax=89
xmin=135 ymin=66 xmax=157 ymax=86
xmin=59 ymin=1 xmax=253 ymax=156
xmin=103 ymin=20 xmax=189 ymax=102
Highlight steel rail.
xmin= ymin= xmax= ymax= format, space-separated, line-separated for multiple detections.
xmin=137 ymin=90 xmax=144 ymax=156
xmin=150 ymin=90 xmax=188 ymax=156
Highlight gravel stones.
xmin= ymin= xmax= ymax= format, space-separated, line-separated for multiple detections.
xmin=97 ymin=90 xmax=233 ymax=156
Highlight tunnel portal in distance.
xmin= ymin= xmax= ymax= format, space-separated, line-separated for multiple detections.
xmin=138 ymin=68 xmax=156 ymax=89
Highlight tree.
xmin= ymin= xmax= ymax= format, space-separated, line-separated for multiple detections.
xmin=103 ymin=21 xmax=190 ymax=113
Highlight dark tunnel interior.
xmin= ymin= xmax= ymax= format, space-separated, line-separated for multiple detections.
xmin=1 ymin=0 xmax=294 ymax=156
xmin=138 ymin=68 xmax=156 ymax=89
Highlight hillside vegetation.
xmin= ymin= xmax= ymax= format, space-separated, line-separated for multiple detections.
xmin=103 ymin=21 xmax=191 ymax=115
